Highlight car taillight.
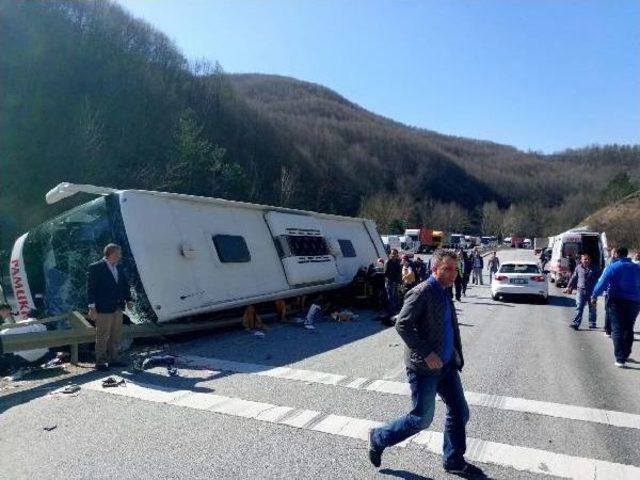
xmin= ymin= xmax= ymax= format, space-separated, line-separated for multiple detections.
xmin=531 ymin=275 xmax=546 ymax=282
xmin=495 ymin=275 xmax=508 ymax=281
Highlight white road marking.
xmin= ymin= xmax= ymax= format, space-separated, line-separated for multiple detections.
xmin=178 ymin=355 xmax=640 ymax=430
xmin=280 ymin=409 xmax=322 ymax=428
xmin=342 ymin=377 xmax=369 ymax=389
xmin=83 ymin=378 xmax=640 ymax=480
xmin=382 ymin=362 xmax=406 ymax=380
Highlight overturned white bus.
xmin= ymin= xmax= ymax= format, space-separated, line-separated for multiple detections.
xmin=9 ymin=183 xmax=386 ymax=323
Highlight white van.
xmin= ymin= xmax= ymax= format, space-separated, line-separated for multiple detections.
xmin=547 ymin=229 xmax=608 ymax=286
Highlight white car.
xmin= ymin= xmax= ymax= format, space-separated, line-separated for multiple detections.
xmin=491 ymin=261 xmax=548 ymax=303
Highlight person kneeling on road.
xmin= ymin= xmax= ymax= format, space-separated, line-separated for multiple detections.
xmin=367 ymin=249 xmax=482 ymax=476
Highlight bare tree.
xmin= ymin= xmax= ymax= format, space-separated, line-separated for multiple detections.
xmin=279 ymin=165 xmax=298 ymax=207
xmin=359 ymin=193 xmax=414 ymax=233
xmin=481 ymin=202 xmax=504 ymax=236
xmin=426 ymin=202 xmax=470 ymax=233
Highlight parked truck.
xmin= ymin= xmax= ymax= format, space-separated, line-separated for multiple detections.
xmin=533 ymin=237 xmax=548 ymax=254
xmin=404 ymin=228 xmax=445 ymax=253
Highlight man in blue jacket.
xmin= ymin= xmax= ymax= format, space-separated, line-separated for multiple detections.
xmin=591 ymin=247 xmax=640 ymax=367
xmin=368 ymin=250 xmax=481 ymax=476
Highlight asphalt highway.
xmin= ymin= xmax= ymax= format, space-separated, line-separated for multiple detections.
xmin=1 ymin=249 xmax=638 ymax=480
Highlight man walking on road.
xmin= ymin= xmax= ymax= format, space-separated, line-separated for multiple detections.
xmin=591 ymin=248 xmax=640 ymax=368
xmin=487 ymin=252 xmax=500 ymax=284
xmin=472 ymin=249 xmax=484 ymax=285
xmin=368 ymin=250 xmax=482 ymax=476
xmin=565 ymin=254 xmax=600 ymax=330
xmin=87 ymin=243 xmax=133 ymax=371
xmin=603 ymin=248 xmax=620 ymax=337
xmin=384 ymin=249 xmax=402 ymax=316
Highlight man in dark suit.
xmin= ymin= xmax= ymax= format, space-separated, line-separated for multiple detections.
xmin=368 ymin=249 xmax=482 ymax=476
xmin=87 ymin=243 xmax=132 ymax=370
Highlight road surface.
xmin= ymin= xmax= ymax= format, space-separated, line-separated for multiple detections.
xmin=1 ymin=249 xmax=639 ymax=479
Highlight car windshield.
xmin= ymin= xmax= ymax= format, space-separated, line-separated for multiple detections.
xmin=500 ymin=264 xmax=540 ymax=274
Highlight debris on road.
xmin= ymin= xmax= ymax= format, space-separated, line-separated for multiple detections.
xmin=2 ymin=367 xmax=32 ymax=382
xmin=134 ymin=355 xmax=179 ymax=375
xmin=42 ymin=352 xmax=71 ymax=369
xmin=101 ymin=377 xmax=126 ymax=388
xmin=43 ymin=425 xmax=57 ymax=431
xmin=60 ymin=384 xmax=80 ymax=394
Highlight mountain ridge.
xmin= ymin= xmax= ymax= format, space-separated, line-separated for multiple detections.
xmin=1 ymin=0 xmax=638 ymax=250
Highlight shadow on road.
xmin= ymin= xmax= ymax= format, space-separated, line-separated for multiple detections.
xmin=547 ymin=296 xmax=577 ymax=308
xmin=120 ymin=365 xmax=233 ymax=393
xmin=469 ymin=301 xmax=515 ymax=307
xmin=379 ymin=469 xmax=434 ymax=480
xmin=380 ymin=466 xmax=491 ymax=480
xmin=0 ymin=310 xmax=391 ymax=412
xmin=170 ymin=310 xmax=390 ymax=367
xmin=0 ymin=367 xmax=102 ymax=415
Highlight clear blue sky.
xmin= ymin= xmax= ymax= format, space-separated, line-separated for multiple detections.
xmin=117 ymin=0 xmax=639 ymax=153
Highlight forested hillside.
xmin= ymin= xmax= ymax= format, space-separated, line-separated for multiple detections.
xmin=578 ymin=190 xmax=640 ymax=247
xmin=1 ymin=0 xmax=639 ymax=252
xmin=230 ymin=74 xmax=640 ymax=237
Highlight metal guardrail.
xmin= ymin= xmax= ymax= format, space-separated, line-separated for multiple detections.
xmin=0 ymin=311 xmax=275 ymax=363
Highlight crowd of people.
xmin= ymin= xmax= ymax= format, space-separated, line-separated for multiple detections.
xmin=367 ymin=245 xmax=639 ymax=475
xmin=381 ymin=247 xmax=496 ymax=315
xmin=565 ymin=247 xmax=640 ymax=368
xmin=379 ymin=244 xmax=640 ymax=371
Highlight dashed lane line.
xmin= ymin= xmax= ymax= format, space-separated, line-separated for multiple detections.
xmin=82 ymin=377 xmax=640 ymax=480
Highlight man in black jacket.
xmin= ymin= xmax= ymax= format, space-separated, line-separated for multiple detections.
xmin=87 ymin=243 xmax=132 ymax=370
xmin=384 ymin=249 xmax=402 ymax=315
xmin=368 ymin=250 xmax=481 ymax=476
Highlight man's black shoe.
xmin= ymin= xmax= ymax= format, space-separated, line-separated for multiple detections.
xmin=95 ymin=363 xmax=109 ymax=372
xmin=368 ymin=429 xmax=382 ymax=468
xmin=444 ymin=461 xmax=485 ymax=477
xmin=569 ymin=324 xmax=579 ymax=330
xmin=589 ymin=325 xmax=597 ymax=329
xmin=110 ymin=360 xmax=128 ymax=368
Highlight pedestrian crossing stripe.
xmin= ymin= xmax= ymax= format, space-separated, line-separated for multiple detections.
xmin=82 ymin=377 xmax=640 ymax=480
xmin=175 ymin=354 xmax=640 ymax=430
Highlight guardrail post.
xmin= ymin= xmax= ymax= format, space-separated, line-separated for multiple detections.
xmin=70 ymin=343 xmax=79 ymax=364
xmin=67 ymin=311 xmax=93 ymax=364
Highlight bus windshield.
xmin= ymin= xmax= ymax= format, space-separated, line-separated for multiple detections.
xmin=21 ymin=197 xmax=114 ymax=315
